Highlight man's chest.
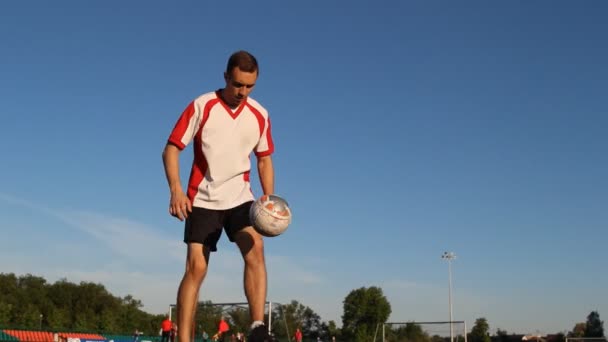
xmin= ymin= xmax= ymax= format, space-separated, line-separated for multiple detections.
xmin=200 ymin=110 xmax=261 ymax=150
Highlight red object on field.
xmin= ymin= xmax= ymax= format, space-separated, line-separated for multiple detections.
xmin=218 ymin=319 xmax=229 ymax=333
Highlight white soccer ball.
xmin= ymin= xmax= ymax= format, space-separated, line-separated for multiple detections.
xmin=249 ymin=195 xmax=292 ymax=237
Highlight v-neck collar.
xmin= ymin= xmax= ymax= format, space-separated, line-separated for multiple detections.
xmin=216 ymin=89 xmax=246 ymax=119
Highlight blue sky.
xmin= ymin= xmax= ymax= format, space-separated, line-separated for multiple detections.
xmin=1 ymin=0 xmax=607 ymax=336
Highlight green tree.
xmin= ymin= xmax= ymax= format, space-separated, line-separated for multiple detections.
xmin=0 ymin=302 xmax=13 ymax=326
xmin=385 ymin=323 xmax=430 ymax=342
xmin=99 ymin=300 xmax=123 ymax=333
xmin=16 ymin=303 xmax=41 ymax=329
xmin=0 ymin=272 xmax=166 ymax=334
xmin=326 ymin=320 xmax=341 ymax=341
xmin=496 ymin=328 xmax=509 ymax=342
xmin=47 ymin=279 xmax=79 ymax=330
xmin=553 ymin=332 xmax=566 ymax=342
xmin=74 ymin=307 xmax=96 ymax=331
xmin=194 ymin=301 xmax=226 ymax=338
xmin=584 ymin=311 xmax=604 ymax=338
xmin=469 ymin=318 xmax=490 ymax=342
xmin=47 ymin=307 xmax=71 ymax=331
xmin=0 ymin=274 xmax=19 ymax=326
xmin=341 ymin=286 xmax=391 ymax=342
xmin=227 ymin=307 xmax=250 ymax=336
xmin=14 ymin=274 xmax=51 ymax=329
xmin=569 ymin=323 xmax=586 ymax=338
xmin=120 ymin=295 xmax=147 ymax=333
xmin=275 ymin=300 xmax=323 ymax=339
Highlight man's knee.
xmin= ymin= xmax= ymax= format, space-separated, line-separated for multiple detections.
xmin=183 ymin=244 xmax=210 ymax=280
xmin=185 ymin=255 xmax=208 ymax=279
xmin=243 ymin=237 xmax=265 ymax=266
xmin=235 ymin=228 xmax=266 ymax=264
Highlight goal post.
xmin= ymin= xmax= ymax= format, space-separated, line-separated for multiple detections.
xmin=382 ymin=321 xmax=468 ymax=342
xmin=168 ymin=301 xmax=290 ymax=340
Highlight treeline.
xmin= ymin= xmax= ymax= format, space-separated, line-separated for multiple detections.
xmin=0 ymin=273 xmax=164 ymax=335
xmin=6 ymin=273 xmax=601 ymax=342
xmin=0 ymin=273 xmax=330 ymax=339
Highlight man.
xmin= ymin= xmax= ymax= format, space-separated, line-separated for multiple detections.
xmin=294 ymin=328 xmax=302 ymax=342
xmin=162 ymin=50 xmax=276 ymax=342
xmin=169 ymin=322 xmax=177 ymax=342
xmin=132 ymin=329 xmax=142 ymax=342
xmin=160 ymin=317 xmax=172 ymax=342
xmin=216 ymin=317 xmax=230 ymax=342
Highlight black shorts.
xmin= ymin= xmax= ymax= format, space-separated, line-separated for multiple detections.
xmin=183 ymin=201 xmax=253 ymax=252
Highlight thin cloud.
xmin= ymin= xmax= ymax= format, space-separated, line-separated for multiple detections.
xmin=0 ymin=192 xmax=182 ymax=263
xmin=57 ymin=210 xmax=184 ymax=263
xmin=0 ymin=193 xmax=326 ymax=315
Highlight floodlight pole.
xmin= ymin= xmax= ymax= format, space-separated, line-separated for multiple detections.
xmin=442 ymin=252 xmax=456 ymax=342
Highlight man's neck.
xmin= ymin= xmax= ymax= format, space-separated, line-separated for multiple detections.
xmin=219 ymin=88 xmax=239 ymax=109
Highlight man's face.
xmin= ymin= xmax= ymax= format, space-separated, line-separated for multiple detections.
xmin=223 ymin=67 xmax=257 ymax=107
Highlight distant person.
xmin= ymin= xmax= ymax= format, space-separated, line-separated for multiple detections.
xmin=170 ymin=322 xmax=177 ymax=342
xmin=163 ymin=50 xmax=277 ymax=342
xmin=132 ymin=329 xmax=142 ymax=342
xmin=160 ymin=317 xmax=172 ymax=342
xmin=202 ymin=330 xmax=209 ymax=342
xmin=294 ymin=328 xmax=302 ymax=342
xmin=216 ymin=317 xmax=230 ymax=341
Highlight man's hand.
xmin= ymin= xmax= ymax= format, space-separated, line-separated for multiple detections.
xmin=169 ymin=190 xmax=192 ymax=221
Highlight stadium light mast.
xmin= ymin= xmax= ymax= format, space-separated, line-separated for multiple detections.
xmin=442 ymin=251 xmax=456 ymax=342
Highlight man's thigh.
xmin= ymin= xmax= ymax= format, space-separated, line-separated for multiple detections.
xmin=184 ymin=207 xmax=224 ymax=252
xmin=224 ymin=201 xmax=254 ymax=242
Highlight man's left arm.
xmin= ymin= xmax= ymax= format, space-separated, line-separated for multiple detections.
xmin=257 ymin=155 xmax=274 ymax=195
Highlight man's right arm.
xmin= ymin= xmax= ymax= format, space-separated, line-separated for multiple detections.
xmin=162 ymin=143 xmax=192 ymax=221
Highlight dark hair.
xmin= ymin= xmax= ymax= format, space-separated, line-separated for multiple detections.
xmin=226 ymin=50 xmax=259 ymax=75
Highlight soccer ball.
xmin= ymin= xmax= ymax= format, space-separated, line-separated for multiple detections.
xmin=249 ymin=195 xmax=292 ymax=237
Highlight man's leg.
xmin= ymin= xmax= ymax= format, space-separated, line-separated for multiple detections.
xmin=234 ymin=227 xmax=267 ymax=322
xmin=177 ymin=243 xmax=210 ymax=342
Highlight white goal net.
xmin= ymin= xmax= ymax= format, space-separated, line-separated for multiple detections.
xmin=168 ymin=301 xmax=290 ymax=340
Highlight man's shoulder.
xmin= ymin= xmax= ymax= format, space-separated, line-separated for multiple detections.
xmin=192 ymin=91 xmax=220 ymax=105
xmin=245 ymin=97 xmax=269 ymax=116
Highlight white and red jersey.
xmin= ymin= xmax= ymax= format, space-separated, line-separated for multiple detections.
xmin=168 ymin=90 xmax=274 ymax=210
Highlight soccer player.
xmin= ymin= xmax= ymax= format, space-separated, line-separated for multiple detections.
xmin=216 ymin=317 xmax=230 ymax=342
xmin=162 ymin=50 xmax=276 ymax=342
xmin=160 ymin=317 xmax=172 ymax=342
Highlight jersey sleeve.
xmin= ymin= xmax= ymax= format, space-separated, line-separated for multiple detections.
xmin=168 ymin=101 xmax=203 ymax=150
xmin=255 ymin=116 xmax=274 ymax=157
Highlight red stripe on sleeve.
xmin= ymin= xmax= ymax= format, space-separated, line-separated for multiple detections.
xmin=168 ymin=101 xmax=197 ymax=149
xmin=255 ymin=118 xmax=274 ymax=157
xmin=247 ymin=103 xmax=266 ymax=137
